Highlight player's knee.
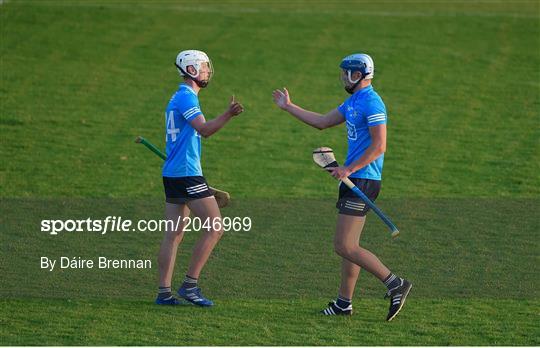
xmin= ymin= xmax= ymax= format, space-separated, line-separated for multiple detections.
xmin=165 ymin=229 xmax=184 ymax=243
xmin=203 ymin=225 xmax=223 ymax=239
xmin=212 ymin=227 xmax=224 ymax=238
xmin=173 ymin=230 xmax=185 ymax=243
xmin=334 ymin=242 xmax=353 ymax=258
xmin=204 ymin=217 xmax=224 ymax=238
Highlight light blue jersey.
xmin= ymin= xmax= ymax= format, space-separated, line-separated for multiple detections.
xmin=162 ymin=84 xmax=203 ymax=177
xmin=337 ymin=85 xmax=387 ymax=180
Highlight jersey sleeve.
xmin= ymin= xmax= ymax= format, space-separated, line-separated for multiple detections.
xmin=176 ymin=93 xmax=203 ymax=121
xmin=364 ymin=99 xmax=387 ymax=127
xmin=337 ymin=102 xmax=347 ymax=116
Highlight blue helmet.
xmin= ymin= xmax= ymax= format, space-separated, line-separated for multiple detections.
xmin=340 ymin=53 xmax=374 ymax=80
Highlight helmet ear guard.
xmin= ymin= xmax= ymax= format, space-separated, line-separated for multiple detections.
xmin=174 ymin=62 xmax=190 ymax=77
xmin=175 ymin=62 xmax=200 ymax=79
xmin=347 ymin=69 xmax=363 ymax=84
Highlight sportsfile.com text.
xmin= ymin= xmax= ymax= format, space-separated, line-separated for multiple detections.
xmin=40 ymin=216 xmax=252 ymax=235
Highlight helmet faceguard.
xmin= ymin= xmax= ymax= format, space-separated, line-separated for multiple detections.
xmin=175 ymin=50 xmax=214 ymax=88
xmin=340 ymin=69 xmax=363 ymax=94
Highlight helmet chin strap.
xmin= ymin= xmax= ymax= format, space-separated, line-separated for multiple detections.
xmin=195 ymin=80 xmax=209 ymax=88
xmin=345 ymin=70 xmax=363 ymax=94
xmin=174 ymin=63 xmax=209 ymax=88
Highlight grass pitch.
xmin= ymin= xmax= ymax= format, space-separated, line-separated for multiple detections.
xmin=1 ymin=0 xmax=539 ymax=345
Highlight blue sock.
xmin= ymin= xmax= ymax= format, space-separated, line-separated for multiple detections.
xmin=336 ymin=296 xmax=351 ymax=308
xmin=383 ymin=273 xmax=402 ymax=291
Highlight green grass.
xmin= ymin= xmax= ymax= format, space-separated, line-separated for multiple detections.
xmin=1 ymin=0 xmax=539 ymax=345
xmin=2 ymin=299 xmax=537 ymax=345
xmin=1 ymin=198 xmax=539 ymax=345
xmin=1 ymin=0 xmax=539 ymax=199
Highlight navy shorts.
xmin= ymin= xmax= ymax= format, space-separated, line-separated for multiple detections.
xmin=336 ymin=178 xmax=381 ymax=216
xmin=163 ymin=176 xmax=214 ymax=204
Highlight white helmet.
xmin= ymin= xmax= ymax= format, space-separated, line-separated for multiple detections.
xmin=340 ymin=53 xmax=374 ymax=94
xmin=340 ymin=53 xmax=374 ymax=80
xmin=175 ymin=50 xmax=213 ymax=87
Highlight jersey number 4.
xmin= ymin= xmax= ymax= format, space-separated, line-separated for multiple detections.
xmin=166 ymin=110 xmax=180 ymax=142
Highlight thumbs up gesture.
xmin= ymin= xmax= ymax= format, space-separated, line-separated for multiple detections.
xmin=227 ymin=95 xmax=244 ymax=117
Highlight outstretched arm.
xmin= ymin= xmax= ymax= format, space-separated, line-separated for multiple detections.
xmin=190 ymin=96 xmax=244 ymax=138
xmin=273 ymin=87 xmax=344 ymax=130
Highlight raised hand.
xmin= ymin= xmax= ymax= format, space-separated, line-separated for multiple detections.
xmin=227 ymin=95 xmax=244 ymax=117
xmin=272 ymin=87 xmax=291 ymax=110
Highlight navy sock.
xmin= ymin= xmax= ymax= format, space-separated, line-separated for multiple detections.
xmin=158 ymin=286 xmax=172 ymax=299
xmin=336 ymin=296 xmax=351 ymax=309
xmin=180 ymin=275 xmax=198 ymax=290
xmin=383 ymin=273 xmax=402 ymax=291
